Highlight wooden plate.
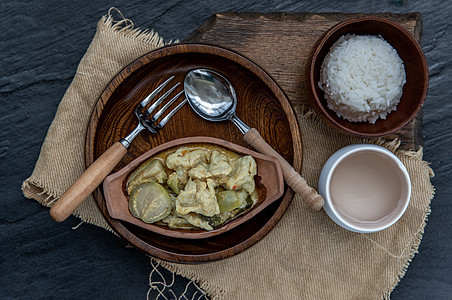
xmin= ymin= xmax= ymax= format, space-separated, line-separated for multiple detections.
xmin=85 ymin=43 xmax=302 ymax=263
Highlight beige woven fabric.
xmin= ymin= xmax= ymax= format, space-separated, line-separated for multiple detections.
xmin=22 ymin=11 xmax=435 ymax=300
xmin=22 ymin=11 xmax=167 ymax=231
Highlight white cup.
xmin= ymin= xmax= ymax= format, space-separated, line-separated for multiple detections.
xmin=319 ymin=144 xmax=411 ymax=233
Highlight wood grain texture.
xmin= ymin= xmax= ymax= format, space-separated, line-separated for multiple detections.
xmin=186 ymin=12 xmax=423 ymax=150
xmin=85 ymin=44 xmax=301 ymax=263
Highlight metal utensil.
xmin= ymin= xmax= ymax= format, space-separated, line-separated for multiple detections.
xmin=50 ymin=76 xmax=187 ymax=222
xmin=184 ymin=69 xmax=324 ymax=210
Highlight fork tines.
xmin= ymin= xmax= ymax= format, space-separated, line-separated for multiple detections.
xmin=136 ymin=76 xmax=187 ymax=132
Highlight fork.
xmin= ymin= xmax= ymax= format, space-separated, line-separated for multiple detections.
xmin=50 ymin=76 xmax=187 ymax=222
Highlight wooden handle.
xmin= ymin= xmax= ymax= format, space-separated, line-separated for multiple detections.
xmin=50 ymin=141 xmax=128 ymax=222
xmin=244 ymin=128 xmax=324 ymax=210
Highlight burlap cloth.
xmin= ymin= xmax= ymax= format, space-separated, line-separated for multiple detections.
xmin=22 ymin=10 xmax=435 ymax=300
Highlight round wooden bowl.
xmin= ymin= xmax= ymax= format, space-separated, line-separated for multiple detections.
xmin=307 ymin=16 xmax=428 ymax=138
xmin=85 ymin=43 xmax=302 ymax=263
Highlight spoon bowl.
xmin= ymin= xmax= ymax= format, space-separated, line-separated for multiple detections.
xmin=185 ymin=69 xmax=250 ymax=133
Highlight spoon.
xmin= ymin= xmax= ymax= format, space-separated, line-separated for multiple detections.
xmin=184 ymin=68 xmax=324 ymax=210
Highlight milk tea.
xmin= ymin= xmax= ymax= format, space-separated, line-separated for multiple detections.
xmin=329 ymin=150 xmax=408 ymax=225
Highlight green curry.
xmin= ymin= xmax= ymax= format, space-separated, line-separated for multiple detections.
xmin=126 ymin=144 xmax=258 ymax=230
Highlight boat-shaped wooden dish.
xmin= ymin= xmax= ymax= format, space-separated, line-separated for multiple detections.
xmin=103 ymin=137 xmax=284 ymax=239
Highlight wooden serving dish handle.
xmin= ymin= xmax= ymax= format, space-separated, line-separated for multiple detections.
xmin=244 ymin=128 xmax=324 ymax=211
xmin=50 ymin=141 xmax=128 ymax=222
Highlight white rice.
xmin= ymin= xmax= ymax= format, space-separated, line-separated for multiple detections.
xmin=319 ymin=34 xmax=406 ymax=124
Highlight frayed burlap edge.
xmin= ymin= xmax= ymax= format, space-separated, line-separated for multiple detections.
xmin=20 ymin=8 xmax=171 ymax=231
xmin=154 ymin=109 xmax=435 ymax=300
xmin=20 ymin=9 xmax=435 ymax=299
xmin=21 ymin=8 xmax=220 ymax=299
xmin=380 ymin=148 xmax=434 ymax=299
xmin=100 ymin=7 xmax=174 ymax=47
xmin=150 ymin=259 xmax=226 ymax=300
xmin=301 ymin=109 xmax=435 ymax=300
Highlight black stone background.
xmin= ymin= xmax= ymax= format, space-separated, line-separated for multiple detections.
xmin=1 ymin=0 xmax=450 ymax=299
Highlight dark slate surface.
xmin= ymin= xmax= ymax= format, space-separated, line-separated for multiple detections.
xmin=1 ymin=0 xmax=451 ymax=299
